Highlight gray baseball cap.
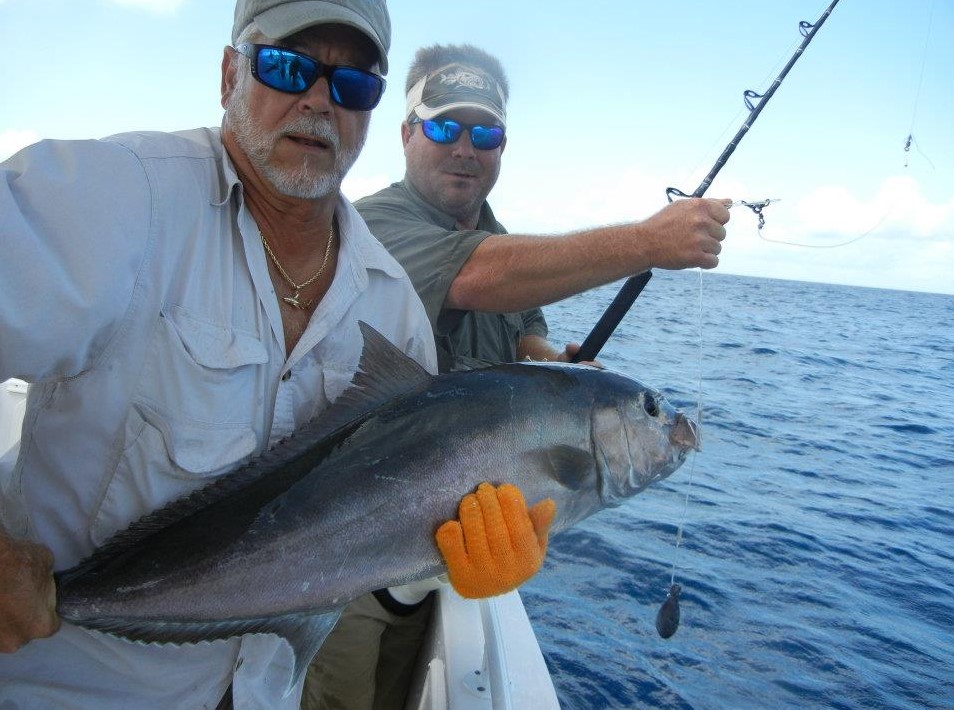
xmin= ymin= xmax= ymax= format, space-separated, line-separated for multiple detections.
xmin=405 ymin=62 xmax=507 ymax=126
xmin=232 ymin=0 xmax=391 ymax=73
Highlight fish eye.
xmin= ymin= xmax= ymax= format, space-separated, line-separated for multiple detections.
xmin=643 ymin=393 xmax=659 ymax=417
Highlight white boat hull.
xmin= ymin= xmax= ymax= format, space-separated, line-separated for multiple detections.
xmin=408 ymin=587 xmax=560 ymax=710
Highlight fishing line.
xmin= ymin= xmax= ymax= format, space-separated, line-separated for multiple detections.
xmin=573 ymin=0 xmax=842 ymax=366
xmin=732 ymin=196 xmax=896 ymax=249
xmin=662 ymin=0 xmax=929 ymax=596
xmin=669 ymin=287 xmax=702 ymax=581
xmin=642 ymin=1 xmax=846 ymax=640
xmin=675 ymin=27 xmax=806 ymax=194
xmin=904 ymin=0 xmax=938 ymax=170
xmin=655 ymin=269 xmax=704 ymax=640
xmin=747 ymin=0 xmax=940 ymax=246
xmin=904 ymin=135 xmax=936 ymax=171
xmin=661 ymin=9 xmax=834 ymax=580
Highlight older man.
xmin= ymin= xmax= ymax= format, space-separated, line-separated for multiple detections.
xmin=0 ymin=4 xmax=551 ymax=708
xmin=357 ymin=44 xmax=732 ymax=372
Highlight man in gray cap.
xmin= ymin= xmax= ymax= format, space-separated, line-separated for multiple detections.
xmin=0 ymin=5 xmax=553 ymax=709
xmin=357 ymin=44 xmax=733 ymax=373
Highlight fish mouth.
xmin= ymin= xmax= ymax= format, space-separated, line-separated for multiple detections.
xmin=670 ymin=413 xmax=700 ymax=452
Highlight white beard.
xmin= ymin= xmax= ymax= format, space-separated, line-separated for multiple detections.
xmin=225 ymin=76 xmax=364 ymax=200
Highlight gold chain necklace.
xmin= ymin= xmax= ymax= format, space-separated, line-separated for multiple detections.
xmin=260 ymin=222 xmax=336 ymax=310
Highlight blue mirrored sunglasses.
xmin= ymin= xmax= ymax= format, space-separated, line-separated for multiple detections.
xmin=234 ymin=44 xmax=385 ymax=111
xmin=411 ymin=118 xmax=505 ymax=151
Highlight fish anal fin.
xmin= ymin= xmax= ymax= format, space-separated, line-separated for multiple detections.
xmin=74 ymin=609 xmax=343 ymax=697
xmin=280 ymin=611 xmax=342 ymax=696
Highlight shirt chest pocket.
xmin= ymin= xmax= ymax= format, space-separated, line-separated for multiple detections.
xmin=137 ymin=306 xmax=271 ymax=425
xmin=90 ymin=306 xmax=271 ymax=545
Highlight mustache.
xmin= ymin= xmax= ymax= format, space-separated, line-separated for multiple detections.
xmin=443 ymin=159 xmax=479 ymax=176
xmin=280 ymin=117 xmax=341 ymax=150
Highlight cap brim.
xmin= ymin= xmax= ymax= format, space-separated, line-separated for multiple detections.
xmin=251 ymin=1 xmax=389 ymax=74
xmin=413 ymin=100 xmax=506 ymax=126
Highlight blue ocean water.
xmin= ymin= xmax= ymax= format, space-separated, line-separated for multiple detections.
xmin=522 ymin=271 xmax=954 ymax=710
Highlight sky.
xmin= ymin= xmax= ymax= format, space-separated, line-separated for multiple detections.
xmin=2 ymin=0 xmax=952 ymax=295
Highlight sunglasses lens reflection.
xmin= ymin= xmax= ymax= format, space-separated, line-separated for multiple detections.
xmin=420 ymin=120 xmax=503 ymax=150
xmin=249 ymin=46 xmax=384 ymax=110
xmin=330 ymin=67 xmax=385 ymax=111
xmin=422 ymin=120 xmax=463 ymax=144
xmin=471 ymin=125 xmax=504 ymax=150
xmin=256 ymin=47 xmax=317 ymax=93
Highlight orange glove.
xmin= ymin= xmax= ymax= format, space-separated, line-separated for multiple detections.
xmin=435 ymin=482 xmax=556 ymax=599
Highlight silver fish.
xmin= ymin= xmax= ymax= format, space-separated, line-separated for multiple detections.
xmin=55 ymin=322 xmax=698 ymax=690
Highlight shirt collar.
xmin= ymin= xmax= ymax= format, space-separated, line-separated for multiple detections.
xmin=336 ymin=194 xmax=408 ymax=280
xmin=214 ymin=127 xmax=403 ymax=279
xmin=399 ymin=177 xmax=500 ymax=232
xmin=213 ymin=127 xmax=243 ymax=208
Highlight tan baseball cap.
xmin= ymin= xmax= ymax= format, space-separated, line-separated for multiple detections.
xmin=406 ymin=62 xmax=507 ymax=126
xmin=232 ymin=0 xmax=391 ymax=73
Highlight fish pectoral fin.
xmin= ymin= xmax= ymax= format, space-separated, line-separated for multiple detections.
xmin=543 ymin=445 xmax=593 ymax=490
xmin=273 ymin=610 xmax=343 ymax=697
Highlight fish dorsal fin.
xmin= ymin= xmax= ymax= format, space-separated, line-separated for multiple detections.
xmin=76 ymin=609 xmax=342 ymax=697
xmin=57 ymin=323 xmax=430 ymax=584
xmin=359 ymin=320 xmax=433 ymax=389
xmin=301 ymin=321 xmax=432 ymax=437
xmin=353 ymin=320 xmax=431 ymax=396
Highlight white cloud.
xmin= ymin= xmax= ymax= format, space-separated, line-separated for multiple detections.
xmin=0 ymin=129 xmax=40 ymax=161
xmin=793 ymin=175 xmax=954 ymax=242
xmin=720 ymin=174 xmax=954 ymax=294
xmin=493 ymin=165 xmax=670 ymax=234
xmin=106 ymin=0 xmax=187 ymax=13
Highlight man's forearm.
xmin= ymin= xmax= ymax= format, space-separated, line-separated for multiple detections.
xmin=447 ymin=226 xmax=639 ymax=312
xmin=445 ymin=197 xmax=730 ymax=313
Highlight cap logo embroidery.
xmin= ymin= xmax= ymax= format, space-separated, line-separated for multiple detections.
xmin=439 ymin=70 xmax=487 ymax=90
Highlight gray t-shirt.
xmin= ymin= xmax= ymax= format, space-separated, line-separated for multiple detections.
xmin=356 ymin=179 xmax=548 ymax=372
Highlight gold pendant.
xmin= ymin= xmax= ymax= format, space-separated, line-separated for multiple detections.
xmin=282 ymin=292 xmax=309 ymax=310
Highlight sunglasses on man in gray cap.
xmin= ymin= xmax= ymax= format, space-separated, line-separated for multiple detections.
xmin=232 ymin=0 xmax=390 ymax=72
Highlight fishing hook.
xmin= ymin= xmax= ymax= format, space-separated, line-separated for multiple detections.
xmin=731 ymin=198 xmax=781 ymax=230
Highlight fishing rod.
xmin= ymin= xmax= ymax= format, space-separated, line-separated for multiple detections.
xmin=572 ymin=0 xmax=841 ymax=363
